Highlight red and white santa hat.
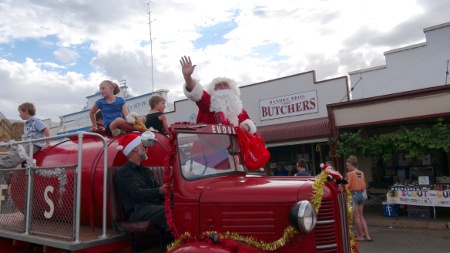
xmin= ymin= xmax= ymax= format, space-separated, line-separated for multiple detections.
xmin=320 ymin=163 xmax=328 ymax=170
xmin=206 ymin=76 xmax=241 ymax=96
xmin=116 ymin=133 xmax=142 ymax=156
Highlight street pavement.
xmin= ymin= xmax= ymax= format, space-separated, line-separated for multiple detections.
xmin=364 ymin=204 xmax=450 ymax=230
xmin=356 ymin=204 xmax=450 ymax=252
xmin=144 ymin=204 xmax=450 ymax=252
xmin=356 ymin=226 xmax=450 ymax=253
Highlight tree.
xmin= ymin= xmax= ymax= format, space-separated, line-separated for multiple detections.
xmin=334 ymin=119 xmax=450 ymax=163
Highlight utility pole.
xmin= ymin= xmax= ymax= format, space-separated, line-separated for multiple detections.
xmin=146 ymin=2 xmax=156 ymax=92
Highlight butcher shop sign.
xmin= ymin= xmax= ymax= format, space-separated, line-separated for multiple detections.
xmin=259 ymin=90 xmax=318 ymax=120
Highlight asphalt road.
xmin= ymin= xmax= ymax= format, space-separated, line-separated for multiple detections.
xmin=356 ymin=226 xmax=450 ymax=253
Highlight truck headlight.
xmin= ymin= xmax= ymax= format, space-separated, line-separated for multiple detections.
xmin=289 ymin=201 xmax=317 ymax=233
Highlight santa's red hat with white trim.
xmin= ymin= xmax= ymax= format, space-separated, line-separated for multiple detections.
xmin=117 ymin=133 xmax=142 ymax=156
xmin=206 ymin=77 xmax=240 ymax=96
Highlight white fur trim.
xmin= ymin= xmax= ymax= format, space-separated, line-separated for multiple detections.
xmin=122 ymin=136 xmax=142 ymax=156
xmin=16 ymin=145 xmax=29 ymax=160
xmin=183 ymin=79 xmax=204 ymax=102
xmin=241 ymin=119 xmax=257 ymax=134
xmin=126 ymin=112 xmax=137 ymax=124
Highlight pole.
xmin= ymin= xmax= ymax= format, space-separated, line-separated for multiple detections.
xmin=147 ymin=2 xmax=155 ymax=92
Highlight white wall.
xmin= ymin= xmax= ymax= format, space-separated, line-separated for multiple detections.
xmin=165 ymin=98 xmax=198 ymax=124
xmin=166 ymin=71 xmax=348 ymax=126
xmin=349 ymin=22 xmax=450 ymax=99
xmin=240 ymin=71 xmax=348 ymax=127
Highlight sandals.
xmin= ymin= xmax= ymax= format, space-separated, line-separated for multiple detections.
xmin=355 ymin=237 xmax=373 ymax=242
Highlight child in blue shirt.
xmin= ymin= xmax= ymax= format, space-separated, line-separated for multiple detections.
xmin=89 ymin=80 xmax=142 ymax=136
xmin=0 ymin=102 xmax=50 ymax=169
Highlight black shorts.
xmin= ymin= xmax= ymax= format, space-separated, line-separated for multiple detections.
xmin=105 ymin=124 xmax=113 ymax=136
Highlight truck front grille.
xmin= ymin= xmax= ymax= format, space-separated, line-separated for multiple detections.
xmin=315 ymin=186 xmax=349 ymax=253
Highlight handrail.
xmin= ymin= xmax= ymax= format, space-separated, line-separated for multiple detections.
xmin=0 ymin=131 xmax=109 ymax=241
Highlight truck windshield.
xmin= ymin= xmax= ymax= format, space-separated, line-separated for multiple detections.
xmin=177 ymin=132 xmax=244 ymax=179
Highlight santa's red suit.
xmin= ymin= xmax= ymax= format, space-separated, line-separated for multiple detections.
xmin=183 ymin=77 xmax=257 ymax=134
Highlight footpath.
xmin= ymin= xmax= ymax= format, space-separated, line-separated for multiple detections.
xmin=363 ymin=204 xmax=450 ymax=230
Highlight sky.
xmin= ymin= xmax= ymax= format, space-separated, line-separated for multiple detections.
xmin=0 ymin=0 xmax=449 ymax=123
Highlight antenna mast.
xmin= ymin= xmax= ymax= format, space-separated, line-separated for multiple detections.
xmin=146 ymin=2 xmax=156 ymax=92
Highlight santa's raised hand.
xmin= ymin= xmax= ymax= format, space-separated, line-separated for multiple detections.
xmin=180 ymin=55 xmax=195 ymax=75
xmin=180 ymin=55 xmax=197 ymax=90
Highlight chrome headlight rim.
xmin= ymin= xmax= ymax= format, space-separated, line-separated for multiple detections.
xmin=289 ymin=200 xmax=317 ymax=233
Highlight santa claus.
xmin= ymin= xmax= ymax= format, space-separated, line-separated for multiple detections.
xmin=180 ymin=56 xmax=257 ymax=134
xmin=320 ymin=162 xmax=348 ymax=185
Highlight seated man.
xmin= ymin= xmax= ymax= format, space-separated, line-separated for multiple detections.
xmin=115 ymin=133 xmax=168 ymax=231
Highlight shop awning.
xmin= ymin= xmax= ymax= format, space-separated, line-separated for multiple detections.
xmin=258 ymin=117 xmax=330 ymax=144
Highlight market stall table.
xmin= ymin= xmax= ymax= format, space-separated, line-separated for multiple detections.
xmin=386 ymin=189 xmax=450 ymax=219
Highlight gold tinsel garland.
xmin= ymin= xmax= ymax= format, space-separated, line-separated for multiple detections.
xmin=167 ymin=171 xmax=357 ymax=252
xmin=345 ymin=185 xmax=357 ymax=253
xmin=167 ymin=226 xmax=301 ymax=251
xmin=311 ymin=171 xmax=328 ymax=213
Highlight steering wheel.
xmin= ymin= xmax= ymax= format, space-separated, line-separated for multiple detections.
xmin=182 ymin=153 xmax=208 ymax=176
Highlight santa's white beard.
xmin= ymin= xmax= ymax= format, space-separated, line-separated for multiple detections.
xmin=209 ymin=89 xmax=243 ymax=126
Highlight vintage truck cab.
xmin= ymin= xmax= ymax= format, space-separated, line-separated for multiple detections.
xmin=0 ymin=123 xmax=357 ymax=253
xmin=165 ymin=123 xmax=356 ymax=252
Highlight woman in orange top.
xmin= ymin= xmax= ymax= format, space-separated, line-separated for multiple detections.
xmin=346 ymin=155 xmax=373 ymax=242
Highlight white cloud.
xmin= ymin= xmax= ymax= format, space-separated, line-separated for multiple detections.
xmin=53 ymin=48 xmax=78 ymax=64
xmin=0 ymin=0 xmax=448 ymax=124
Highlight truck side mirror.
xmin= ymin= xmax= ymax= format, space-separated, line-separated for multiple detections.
xmin=141 ymin=131 xmax=156 ymax=147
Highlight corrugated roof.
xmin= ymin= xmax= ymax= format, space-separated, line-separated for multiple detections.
xmin=258 ymin=117 xmax=330 ymax=143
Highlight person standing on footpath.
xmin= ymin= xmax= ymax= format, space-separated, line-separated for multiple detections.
xmin=295 ymin=158 xmax=310 ymax=176
xmin=346 ymin=155 xmax=373 ymax=242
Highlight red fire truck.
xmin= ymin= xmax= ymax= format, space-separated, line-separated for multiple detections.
xmin=0 ymin=123 xmax=357 ymax=252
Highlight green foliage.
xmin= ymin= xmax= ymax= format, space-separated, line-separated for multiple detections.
xmin=334 ymin=119 xmax=450 ymax=162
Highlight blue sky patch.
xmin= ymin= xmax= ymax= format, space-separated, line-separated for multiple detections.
xmin=0 ymin=35 xmax=95 ymax=76
xmin=251 ymin=42 xmax=287 ymax=61
xmin=193 ymin=20 xmax=238 ymax=49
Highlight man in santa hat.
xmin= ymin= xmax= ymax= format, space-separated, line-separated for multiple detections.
xmin=115 ymin=133 xmax=168 ymax=231
xmin=180 ymin=56 xmax=257 ymax=134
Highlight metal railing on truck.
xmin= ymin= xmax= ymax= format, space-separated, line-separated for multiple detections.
xmin=0 ymin=132 xmax=111 ymax=250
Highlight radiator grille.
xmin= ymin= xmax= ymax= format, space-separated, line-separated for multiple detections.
xmin=315 ymin=186 xmax=349 ymax=253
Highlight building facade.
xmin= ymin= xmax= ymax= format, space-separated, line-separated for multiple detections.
xmin=329 ymin=22 xmax=450 ymax=188
xmin=166 ymin=71 xmax=349 ymax=176
xmin=167 ymin=21 xmax=450 ymax=184
xmin=349 ymin=22 xmax=450 ymax=99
